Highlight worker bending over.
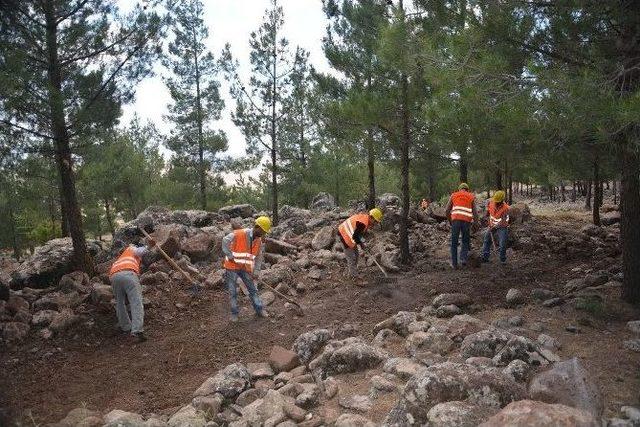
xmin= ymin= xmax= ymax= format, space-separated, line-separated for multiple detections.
xmin=338 ymin=208 xmax=383 ymax=281
xmin=222 ymin=216 xmax=271 ymax=322
xmin=109 ymin=237 xmax=156 ymax=342
xmin=445 ymin=183 xmax=478 ymax=268
xmin=482 ymin=190 xmax=510 ymax=264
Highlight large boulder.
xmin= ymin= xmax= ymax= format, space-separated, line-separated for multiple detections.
xmin=264 ymin=238 xmax=297 ymax=255
xmin=479 ymin=400 xmax=599 ymax=427
xmin=292 ymin=328 xmax=332 ymax=364
xmin=193 ymin=363 xmax=252 ymax=399
xmin=309 ymin=337 xmax=389 ymax=378
xmin=181 ymin=232 xmax=214 ymax=262
xmin=432 ymin=293 xmax=472 ymax=308
xmin=218 ymin=204 xmax=256 ymax=218
xmin=377 ymin=193 xmax=400 ymax=208
xmin=0 ymin=272 xmax=11 ymax=301
xmin=426 ymin=401 xmax=496 ymax=427
xmin=51 ymin=407 xmax=102 ymax=427
xmin=373 ymin=311 xmax=418 ymax=337
xmin=528 ymin=358 xmax=603 ymax=417
xmin=233 ymin=389 xmax=298 ymax=426
xmin=167 ymin=405 xmax=206 ymax=427
xmin=310 ymin=192 xmax=336 ymax=211
xmin=2 ymin=321 xmax=30 ymax=343
xmin=395 ymin=362 xmax=525 ymax=424
xmin=151 ymin=224 xmax=184 ymax=258
xmin=311 ymin=226 xmax=335 ymax=251
xmin=10 ymin=238 xmax=103 ymax=289
xmin=509 ymin=202 xmax=531 ymax=225
xmin=460 ymin=328 xmax=513 ymax=359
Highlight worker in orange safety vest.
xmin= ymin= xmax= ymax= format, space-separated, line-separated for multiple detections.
xmin=445 ymin=183 xmax=478 ymax=269
xmin=482 ymin=190 xmax=510 ymax=264
xmin=338 ymin=208 xmax=383 ymax=282
xmin=109 ymin=236 xmax=156 ymax=342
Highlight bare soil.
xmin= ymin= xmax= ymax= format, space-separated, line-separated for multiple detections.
xmin=1 ymin=216 xmax=639 ymax=424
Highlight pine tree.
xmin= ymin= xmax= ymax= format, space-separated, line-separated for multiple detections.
xmin=163 ymin=0 xmax=227 ymax=210
xmin=0 ymin=0 xmax=164 ymax=272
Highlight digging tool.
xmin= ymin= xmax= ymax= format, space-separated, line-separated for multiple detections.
xmin=360 ymin=245 xmax=389 ymax=278
xmin=138 ymin=227 xmax=203 ymax=295
xmin=260 ymin=281 xmax=304 ymax=315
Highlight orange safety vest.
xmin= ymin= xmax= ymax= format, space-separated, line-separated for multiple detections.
xmin=109 ymin=246 xmax=142 ymax=277
xmin=338 ymin=213 xmax=371 ymax=249
xmin=488 ymin=200 xmax=510 ymax=228
xmin=223 ymin=229 xmax=262 ymax=272
xmin=420 ymin=199 xmax=429 ymax=210
xmin=450 ymin=190 xmax=475 ymax=222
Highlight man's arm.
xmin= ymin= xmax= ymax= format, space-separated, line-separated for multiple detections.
xmin=445 ymin=197 xmax=453 ymax=220
xmin=253 ymin=243 xmax=265 ymax=275
xmin=353 ymin=222 xmax=368 ymax=247
xmin=222 ymin=232 xmax=235 ymax=260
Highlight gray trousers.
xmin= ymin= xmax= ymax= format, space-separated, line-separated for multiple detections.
xmin=110 ymin=270 xmax=144 ymax=334
xmin=344 ymin=245 xmax=359 ymax=277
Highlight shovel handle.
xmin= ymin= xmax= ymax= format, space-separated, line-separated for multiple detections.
xmin=138 ymin=227 xmax=199 ymax=288
xmin=361 ymin=245 xmax=389 ymax=278
xmin=261 ymin=282 xmax=303 ymax=311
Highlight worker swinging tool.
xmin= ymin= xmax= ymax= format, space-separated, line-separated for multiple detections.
xmin=482 ymin=190 xmax=510 ymax=265
xmin=337 ymin=207 xmax=384 ymax=285
xmin=445 ymin=183 xmax=479 ymax=269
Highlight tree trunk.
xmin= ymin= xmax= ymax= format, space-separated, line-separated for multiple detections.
xmin=104 ymin=199 xmax=115 ymax=237
xmin=613 ymin=180 xmax=618 ymax=205
xmin=428 ymin=168 xmax=437 ymax=202
xmin=44 ymin=0 xmax=92 ymax=274
xmin=366 ymin=130 xmax=376 ymax=209
xmin=585 ymin=180 xmax=592 ymax=209
xmin=270 ymin=45 xmax=279 ymax=225
xmin=620 ymin=145 xmax=640 ymax=304
xmin=593 ymin=162 xmax=601 ymax=225
xmin=192 ymin=23 xmax=206 ymax=210
xmin=561 ymin=182 xmax=566 ymax=202
xmin=59 ymin=187 xmax=68 ymax=236
xmin=398 ymin=0 xmax=410 ymax=265
xmin=459 ymin=154 xmax=468 ymax=183
xmin=571 ymin=181 xmax=577 ymax=202
xmin=507 ymin=172 xmax=513 ymax=204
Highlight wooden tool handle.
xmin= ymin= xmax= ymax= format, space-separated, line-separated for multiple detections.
xmin=139 ymin=227 xmax=197 ymax=286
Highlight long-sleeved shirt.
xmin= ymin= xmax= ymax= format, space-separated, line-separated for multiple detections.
xmin=222 ymin=228 xmax=265 ymax=274
xmin=133 ymin=246 xmax=149 ymax=258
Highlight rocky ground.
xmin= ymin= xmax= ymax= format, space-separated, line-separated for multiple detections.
xmin=1 ymin=192 xmax=639 ymax=426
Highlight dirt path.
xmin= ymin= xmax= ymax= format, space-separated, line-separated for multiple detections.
xmin=2 ymin=220 xmax=639 ymax=423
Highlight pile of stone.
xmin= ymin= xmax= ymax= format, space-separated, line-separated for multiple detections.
xmin=51 ymin=295 xmax=637 ymax=426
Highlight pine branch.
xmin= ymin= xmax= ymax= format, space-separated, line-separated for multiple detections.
xmin=55 ymin=0 xmax=92 ymax=24
xmin=0 ymin=119 xmax=52 ymax=140
xmin=59 ymin=27 xmax=137 ymax=66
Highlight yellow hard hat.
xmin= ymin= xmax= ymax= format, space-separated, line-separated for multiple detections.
xmin=458 ymin=182 xmax=469 ymax=190
xmin=369 ymin=208 xmax=383 ymax=222
xmin=255 ymin=216 xmax=272 ymax=233
xmin=493 ymin=190 xmax=506 ymax=203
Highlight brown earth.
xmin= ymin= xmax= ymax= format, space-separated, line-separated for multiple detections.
xmin=1 ymin=216 xmax=639 ymax=424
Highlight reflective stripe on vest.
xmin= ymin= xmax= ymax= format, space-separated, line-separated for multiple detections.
xmin=451 ymin=190 xmax=475 ymax=222
xmin=223 ymin=229 xmax=262 ymax=272
xmin=489 ymin=200 xmax=510 ymax=227
xmin=338 ymin=213 xmax=371 ymax=249
xmin=109 ymin=246 xmax=141 ymax=276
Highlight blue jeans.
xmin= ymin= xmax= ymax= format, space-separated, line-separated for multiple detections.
xmin=225 ymin=269 xmax=264 ymax=316
xmin=451 ymin=220 xmax=471 ymax=266
xmin=482 ymin=227 xmax=508 ymax=262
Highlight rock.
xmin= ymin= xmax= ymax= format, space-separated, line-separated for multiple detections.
xmin=293 ymin=328 xmax=331 ymax=364
xmin=492 ymin=336 xmax=538 ymax=366
xmin=335 ymin=413 xmax=375 ymax=427
xmin=6 ymin=294 xmax=29 ymax=314
xmin=432 ymin=293 xmax=472 ymax=308
xmin=13 ymin=309 xmax=32 ymax=324
xmin=182 ymin=233 xmax=215 ymax=262
xmin=295 ymin=384 xmax=320 ymax=409
xmin=371 ymin=375 xmax=397 ymax=392
xmin=428 ymin=314 xmax=488 ymax=343
xmin=627 ymin=321 xmax=640 ymax=335
xmin=373 ymin=311 xmax=418 ymax=337
xmin=311 ymin=226 xmax=335 ymax=250
xmin=32 ymin=309 xmax=57 ymax=327
xmin=91 ymin=283 xmax=113 ymax=305
xmin=323 ymin=377 xmax=340 ymax=399
xmin=219 ymin=204 xmax=256 ymax=218
xmin=310 ymin=192 xmax=336 ymax=211
xmin=460 ymin=328 xmax=512 ymax=359
xmin=372 ymin=328 xmax=404 ymax=349
xmin=502 ymin=360 xmax=530 ymax=382
xmin=399 ymin=362 xmax=525 ymax=424
xmin=168 ymin=405 xmax=206 ymax=427
xmin=383 ymin=357 xmax=424 ymax=380
xmin=406 ymin=331 xmax=455 ymax=356
xmin=506 ymin=289 xmax=525 ymax=306
xmin=49 ymin=308 xmax=80 ymax=333
xmin=564 ymin=278 xmax=588 ymax=293
xmin=261 ymin=265 xmax=293 ymax=287
xmin=529 ymin=357 xmax=603 ymax=417
xmin=426 ymin=401 xmax=494 ymax=427
xmin=270 ymin=346 xmax=300 ymax=372
xmin=542 ymin=297 xmax=564 ymax=307
xmin=235 ymin=388 xmax=266 ymax=407
xmin=103 ymin=410 xmax=144 ymax=426
xmin=152 ymin=225 xmax=182 ymax=258
xmin=283 ymin=402 xmax=307 ymax=422
xmin=248 ymin=362 xmax=274 ymax=380
xmin=0 ymin=272 xmax=10 ymax=301
xmin=565 ymin=325 xmax=581 ymax=333
xmin=530 ymin=288 xmax=556 ymax=301
xmin=338 ymin=394 xmax=372 ymax=412
xmin=407 ymin=320 xmax=431 ymax=333
xmin=307 ymin=268 xmax=323 ymax=281
xmin=10 ymin=237 xmax=103 ymax=289
xmin=436 ymin=304 xmax=462 ymax=318
xmin=537 ymin=334 xmax=561 ymax=351
xmin=479 ymin=400 xmax=599 ymax=427
xmin=58 ymin=271 xmax=90 ymax=293
xmin=192 ymin=393 xmax=224 ymax=415
xmin=308 ymin=337 xmax=389 ymax=378
xmin=193 ymin=363 xmax=252 ymax=399
xmin=52 ymin=407 xmax=102 ymax=427
xmin=623 ymin=339 xmax=640 ymax=352
xmin=40 ymin=328 xmax=53 ymax=339
xmin=33 ymin=291 xmax=79 ymax=311
xmin=265 ymin=238 xmax=298 ymax=256
xmin=621 ymin=406 xmax=640 ymax=424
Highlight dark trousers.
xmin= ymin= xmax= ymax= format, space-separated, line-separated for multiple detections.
xmin=450 ymin=220 xmax=471 ymax=266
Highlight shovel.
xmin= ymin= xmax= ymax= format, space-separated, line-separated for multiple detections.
xmin=360 ymin=245 xmax=398 ymax=285
xmin=139 ymin=227 xmax=203 ymax=296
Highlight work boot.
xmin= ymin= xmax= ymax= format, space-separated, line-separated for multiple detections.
xmin=230 ymin=314 xmax=239 ymax=323
xmin=132 ymin=332 xmax=147 ymax=343
xmin=449 ymin=262 xmax=459 ymax=270
xmin=256 ymin=310 xmax=269 ymax=319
